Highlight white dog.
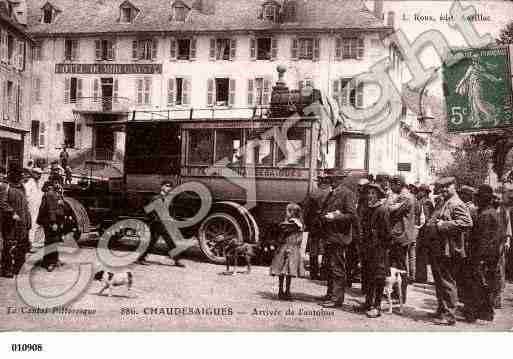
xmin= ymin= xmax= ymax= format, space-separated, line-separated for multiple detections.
xmin=384 ymin=268 xmax=407 ymax=314
xmin=94 ymin=270 xmax=133 ymax=297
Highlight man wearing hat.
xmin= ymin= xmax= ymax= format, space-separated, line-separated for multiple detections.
xmin=316 ymin=169 xmax=358 ymax=309
xmin=24 ymin=167 xmax=44 ymax=252
xmin=358 ymin=182 xmax=390 ymax=317
xmin=357 ymin=177 xmax=371 ymax=293
xmin=0 ymin=162 xmax=31 ymax=277
xmin=415 ymin=184 xmax=435 ymax=283
xmin=465 ymin=184 xmax=508 ymax=322
xmin=387 ymin=174 xmax=417 ymax=302
xmin=425 ymin=177 xmax=473 ymax=325
xmin=136 ymin=180 xmax=185 ymax=267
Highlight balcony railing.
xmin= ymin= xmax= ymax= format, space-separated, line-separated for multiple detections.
xmin=73 ymin=97 xmax=131 ymax=113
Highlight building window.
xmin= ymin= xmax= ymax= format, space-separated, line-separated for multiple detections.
xmin=132 ymin=39 xmax=157 ymax=60
xmin=7 ymin=35 xmax=13 ymax=64
xmin=298 ymin=38 xmax=313 ymax=60
xmin=95 ymin=39 xmax=115 ymax=61
xmin=337 ymin=37 xmax=364 ymax=60
xmin=64 ymin=77 xmax=83 ymax=104
xmin=173 ymin=5 xmax=188 ymax=21
xmin=121 ymin=7 xmax=132 ymax=23
xmin=33 ymin=78 xmax=41 ymax=103
xmin=247 ymin=77 xmax=271 ymax=106
xmin=136 ymin=78 xmax=151 ymax=105
xmin=207 ymin=78 xmax=235 ymax=106
xmin=264 ymin=5 xmax=278 ymax=21
xmin=177 ymin=39 xmax=190 ymax=60
xmin=188 ymin=129 xmax=213 ymax=165
xmin=333 ymin=78 xmax=364 ymax=108
xmin=63 ymin=122 xmax=75 ymax=148
xmin=167 ymin=77 xmax=190 ymax=106
xmin=64 ymin=39 xmax=79 ymax=61
xmin=257 ymin=38 xmax=271 ymax=60
xmin=43 ymin=8 xmax=53 ymax=23
xmin=31 ymin=120 xmax=40 ymax=147
xmin=215 ymin=78 xmax=229 ymax=105
xmin=216 ymin=39 xmax=231 ymax=60
xmin=4 ymin=80 xmax=13 ymax=120
xmin=33 ymin=45 xmax=42 ymax=61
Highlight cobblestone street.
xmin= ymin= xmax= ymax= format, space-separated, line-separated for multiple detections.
xmin=1 ymin=243 xmax=512 ymax=331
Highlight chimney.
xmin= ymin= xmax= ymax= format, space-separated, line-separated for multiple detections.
xmin=386 ymin=11 xmax=395 ymax=27
xmin=192 ymin=0 xmax=202 ymax=12
xmin=374 ymin=0 xmax=383 ymax=20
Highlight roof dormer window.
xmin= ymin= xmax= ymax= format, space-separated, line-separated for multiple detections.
xmin=119 ymin=1 xmax=139 ymax=23
xmin=43 ymin=8 xmax=52 ymax=23
xmin=172 ymin=1 xmax=190 ymax=22
xmin=41 ymin=2 xmax=59 ymax=24
xmin=260 ymin=1 xmax=280 ymax=22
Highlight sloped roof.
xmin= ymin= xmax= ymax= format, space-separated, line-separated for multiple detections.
xmin=27 ymin=0 xmax=390 ymax=35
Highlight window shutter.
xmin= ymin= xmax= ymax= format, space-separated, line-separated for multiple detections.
xmin=263 ymin=77 xmax=271 ymax=105
xmin=0 ymin=30 xmax=5 ymax=62
xmin=229 ymin=39 xmax=237 ymax=60
xmin=33 ymin=78 xmax=41 ymax=102
xmin=132 ymin=40 xmax=138 ymax=60
xmin=167 ymin=78 xmax=175 ymax=106
xmin=17 ymin=82 xmax=22 ymax=122
xmin=39 ymin=122 xmax=45 ymax=147
xmin=93 ymin=78 xmax=99 ymax=102
xmin=113 ymin=78 xmax=119 ymax=103
xmin=64 ymin=77 xmax=70 ymax=104
xmin=335 ymin=37 xmax=342 ymax=61
xmin=247 ymin=79 xmax=254 ymax=106
xmin=271 ymin=37 xmax=278 ymax=60
xmin=182 ymin=77 xmax=191 ymax=105
xmin=72 ymin=40 xmax=79 ymax=60
xmin=95 ymin=40 xmax=102 ymax=60
xmin=250 ymin=38 xmax=256 ymax=60
xmin=209 ymin=39 xmax=216 ymax=60
xmin=207 ymin=78 xmax=214 ymax=106
xmin=356 ymin=82 xmax=364 ymax=108
xmin=144 ymin=77 xmax=151 ymax=104
xmin=107 ymin=40 xmax=115 ymax=61
xmin=313 ymin=38 xmax=320 ymax=61
xmin=291 ymin=38 xmax=298 ymax=60
xmin=332 ymin=79 xmax=341 ymax=106
xmin=151 ymin=39 xmax=158 ymax=60
xmin=77 ymin=78 xmax=83 ymax=101
xmin=257 ymin=7 xmax=263 ymax=19
xmin=190 ymin=38 xmax=197 ymax=60
xmin=136 ymin=78 xmax=143 ymax=105
xmin=170 ymin=38 xmax=177 ymax=61
xmin=229 ymin=79 xmax=236 ymax=106
xmin=2 ymin=81 xmax=7 ymax=120
xmin=357 ymin=38 xmax=364 ymax=59
xmin=341 ymin=79 xmax=349 ymax=107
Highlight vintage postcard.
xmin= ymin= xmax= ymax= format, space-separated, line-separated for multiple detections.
xmin=0 ymin=0 xmax=513 ymax=334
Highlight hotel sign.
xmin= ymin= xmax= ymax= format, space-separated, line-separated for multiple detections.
xmin=55 ymin=63 xmax=162 ymax=74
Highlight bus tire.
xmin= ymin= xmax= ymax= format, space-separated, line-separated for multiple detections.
xmin=198 ymin=212 xmax=244 ymax=264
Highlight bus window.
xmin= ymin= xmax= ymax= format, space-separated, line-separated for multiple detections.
xmin=189 ymin=129 xmax=214 ymax=165
xmin=214 ymin=129 xmax=243 ymax=166
xmin=245 ymin=138 xmax=273 ymax=167
xmin=276 ymin=128 xmax=306 ymax=167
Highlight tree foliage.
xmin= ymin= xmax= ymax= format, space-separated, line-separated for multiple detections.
xmin=497 ymin=20 xmax=513 ymax=45
xmin=436 ymin=138 xmax=492 ymax=187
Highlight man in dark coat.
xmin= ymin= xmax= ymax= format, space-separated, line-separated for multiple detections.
xmin=317 ymin=169 xmax=358 ymax=309
xmin=465 ymin=185 xmax=508 ymax=322
xmin=415 ymin=184 xmax=435 ymax=283
xmin=387 ymin=175 xmax=417 ymax=302
xmin=358 ymin=183 xmax=391 ymax=318
xmin=37 ymin=177 xmax=66 ymax=271
xmin=136 ymin=180 xmax=185 ymax=267
xmin=0 ymin=162 xmax=31 ymax=277
xmin=424 ymin=177 xmax=473 ymax=325
xmin=357 ymin=178 xmax=371 ymax=293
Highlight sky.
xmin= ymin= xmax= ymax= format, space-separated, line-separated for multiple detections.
xmin=365 ymin=1 xmax=513 ymax=96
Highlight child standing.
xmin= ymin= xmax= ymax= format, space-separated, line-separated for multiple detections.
xmin=270 ymin=203 xmax=305 ymax=300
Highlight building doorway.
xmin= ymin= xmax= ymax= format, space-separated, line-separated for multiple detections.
xmin=94 ymin=126 xmax=115 ymax=161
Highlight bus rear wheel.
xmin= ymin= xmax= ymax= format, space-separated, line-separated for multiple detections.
xmin=198 ymin=213 xmax=243 ymax=264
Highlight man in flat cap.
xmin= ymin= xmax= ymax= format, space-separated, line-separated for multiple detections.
xmin=137 ymin=180 xmax=185 ymax=267
xmin=315 ymin=169 xmax=359 ymax=309
xmin=387 ymin=174 xmax=417 ymax=302
xmin=425 ymin=177 xmax=473 ymax=325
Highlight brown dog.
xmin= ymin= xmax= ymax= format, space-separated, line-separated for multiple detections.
xmin=222 ymin=238 xmax=257 ymax=275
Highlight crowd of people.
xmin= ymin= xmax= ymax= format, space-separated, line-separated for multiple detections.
xmin=0 ymin=161 xmax=69 ymax=277
xmin=287 ymin=170 xmax=512 ymax=325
